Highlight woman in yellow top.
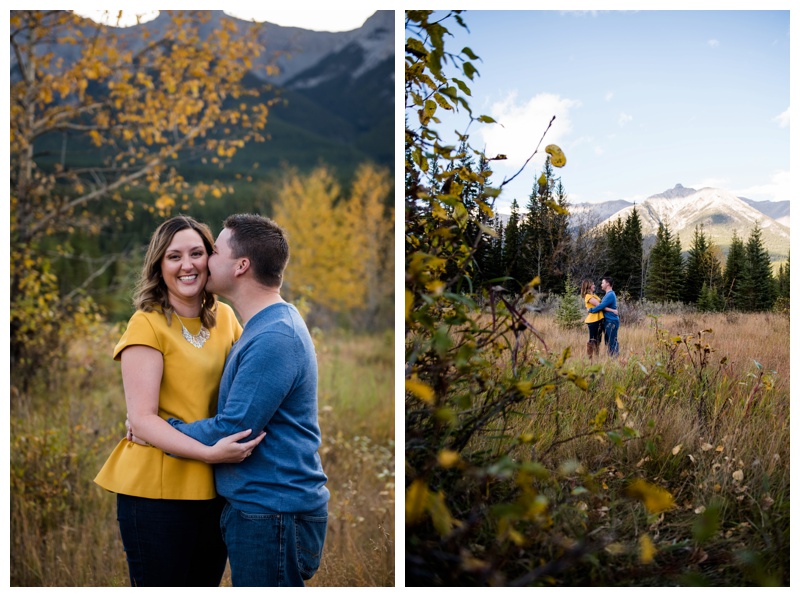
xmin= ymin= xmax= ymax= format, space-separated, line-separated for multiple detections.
xmin=95 ymin=216 xmax=264 ymax=587
xmin=580 ymin=278 xmax=617 ymax=358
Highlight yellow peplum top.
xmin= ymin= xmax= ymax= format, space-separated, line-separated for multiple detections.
xmin=94 ymin=302 xmax=241 ymax=500
xmin=584 ymin=293 xmax=605 ymax=324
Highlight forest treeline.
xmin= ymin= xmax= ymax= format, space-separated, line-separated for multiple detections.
xmin=407 ymin=148 xmax=788 ymax=313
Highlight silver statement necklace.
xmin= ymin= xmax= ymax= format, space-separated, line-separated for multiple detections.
xmin=174 ymin=313 xmax=210 ymax=348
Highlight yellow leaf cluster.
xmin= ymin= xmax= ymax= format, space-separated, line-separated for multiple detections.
xmin=406 ymin=376 xmax=435 ymax=405
xmin=274 ymin=164 xmax=393 ymax=318
xmin=624 ymin=478 xmax=676 ymax=514
xmin=405 ymin=479 xmax=456 ymax=537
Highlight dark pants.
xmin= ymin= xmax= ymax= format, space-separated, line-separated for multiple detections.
xmin=116 ymin=494 xmax=227 ymax=587
xmin=587 ymin=321 xmax=603 ymax=346
xmin=603 ymin=319 xmax=620 ymax=356
xmin=220 ymin=501 xmax=327 ymax=587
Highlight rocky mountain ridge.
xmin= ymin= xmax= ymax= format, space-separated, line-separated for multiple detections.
xmin=592 ymin=185 xmax=789 ymax=260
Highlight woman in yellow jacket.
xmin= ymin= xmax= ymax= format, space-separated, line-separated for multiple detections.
xmin=95 ymin=216 xmax=264 ymax=587
xmin=580 ymin=279 xmax=617 ymax=358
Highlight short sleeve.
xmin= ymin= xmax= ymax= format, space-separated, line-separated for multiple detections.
xmin=112 ymin=311 xmax=164 ymax=361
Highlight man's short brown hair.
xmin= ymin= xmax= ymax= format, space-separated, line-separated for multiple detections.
xmin=223 ymin=213 xmax=289 ymax=288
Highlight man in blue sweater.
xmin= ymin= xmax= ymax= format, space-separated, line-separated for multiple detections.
xmin=169 ymin=214 xmax=329 ymax=586
xmin=588 ymin=276 xmax=620 ymax=357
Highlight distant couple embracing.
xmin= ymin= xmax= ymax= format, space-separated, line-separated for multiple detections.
xmin=580 ymin=276 xmax=620 ymax=358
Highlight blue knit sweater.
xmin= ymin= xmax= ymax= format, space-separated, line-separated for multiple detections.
xmin=588 ymin=289 xmax=619 ymax=322
xmin=170 ymin=302 xmax=329 ymax=514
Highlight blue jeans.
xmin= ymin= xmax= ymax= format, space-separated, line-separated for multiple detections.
xmin=116 ymin=494 xmax=227 ymax=587
xmin=221 ymin=501 xmax=328 ymax=586
xmin=603 ymin=319 xmax=620 ymax=356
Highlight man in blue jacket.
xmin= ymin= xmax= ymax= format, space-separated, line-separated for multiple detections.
xmin=588 ymin=276 xmax=619 ymax=357
xmin=169 ymin=214 xmax=329 ymax=586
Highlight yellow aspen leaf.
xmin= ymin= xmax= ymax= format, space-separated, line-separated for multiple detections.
xmin=572 ymin=375 xmax=588 ymax=391
xmin=592 ymin=408 xmax=608 ymax=429
xmin=425 ymin=279 xmax=446 ymax=295
xmin=39 ymin=86 xmax=53 ymax=104
xmin=406 ymin=479 xmax=429 ymax=525
xmin=605 ymin=542 xmax=626 ymax=556
xmin=556 ymin=346 xmax=570 ymax=368
xmin=672 ymin=444 xmax=682 ymax=455
xmin=544 ymin=199 xmax=570 ymax=215
xmin=154 ymin=195 xmax=175 ymax=210
xmin=700 ymin=443 xmax=713 ymax=451
xmin=437 ymin=449 xmax=461 ymax=468
xmin=624 ymin=478 xmax=676 ymax=514
xmin=405 ymin=289 xmax=414 ymax=321
xmin=523 ymin=276 xmax=541 ymax=291
xmin=427 ymin=490 xmax=455 ymax=537
xmin=639 ymin=534 xmax=657 ymax=564
xmin=516 ymin=381 xmax=533 ymax=396
xmin=545 ymin=144 xmax=566 ymax=167
xmin=732 ymin=470 xmax=744 ymax=482
xmin=615 ymin=395 xmax=626 ymax=410
xmin=406 ymin=377 xmax=435 ymax=405
xmin=507 ymin=527 xmax=526 ymax=546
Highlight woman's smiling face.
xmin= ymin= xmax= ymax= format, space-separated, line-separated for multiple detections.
xmin=160 ymin=228 xmax=209 ymax=306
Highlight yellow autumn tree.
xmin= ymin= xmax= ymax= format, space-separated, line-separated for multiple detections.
xmin=342 ymin=163 xmax=394 ymax=330
xmin=10 ymin=10 xmax=277 ymax=384
xmin=273 ymin=164 xmax=393 ymax=329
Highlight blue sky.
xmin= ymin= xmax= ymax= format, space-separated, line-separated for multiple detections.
xmin=415 ymin=10 xmax=790 ymax=213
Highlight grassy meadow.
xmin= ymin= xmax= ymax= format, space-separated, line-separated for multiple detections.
xmin=10 ymin=325 xmax=395 ymax=587
xmin=406 ymin=307 xmax=789 ymax=586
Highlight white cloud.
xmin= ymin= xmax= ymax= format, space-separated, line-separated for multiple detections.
xmin=773 ymin=108 xmax=789 ymax=128
xmin=569 ymin=135 xmax=594 ymax=149
xmin=688 ymin=177 xmax=729 ymax=190
xmin=734 ymin=170 xmax=790 ymax=203
xmin=605 ymin=91 xmax=614 ymax=102
xmin=477 ymin=92 xmax=581 ymax=169
xmin=708 ymin=39 xmax=720 ymax=48
xmin=594 ymin=146 xmax=605 ymax=156
xmin=618 ymin=112 xmax=633 ymax=127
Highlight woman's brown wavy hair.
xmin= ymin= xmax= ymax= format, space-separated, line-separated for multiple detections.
xmin=580 ymin=279 xmax=595 ymax=299
xmin=132 ymin=215 xmax=218 ymax=329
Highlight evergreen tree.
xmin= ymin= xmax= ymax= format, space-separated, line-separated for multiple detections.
xmin=621 ymin=207 xmax=644 ymax=299
xmin=682 ymin=225 xmax=708 ymax=304
xmin=722 ymin=231 xmax=746 ymax=309
xmin=554 ymin=274 xmax=583 ymax=329
xmin=682 ymin=225 xmax=722 ymax=305
xmin=644 ymin=223 xmax=683 ymax=302
xmin=773 ymin=252 xmax=789 ymax=312
xmin=739 ymin=226 xmax=775 ymax=311
xmin=604 ymin=207 xmax=643 ymax=298
xmin=519 ymin=158 xmax=570 ymax=293
xmin=604 ymin=216 xmax=626 ymax=287
xmin=697 ymin=281 xmax=723 ymax=312
xmin=502 ymin=199 xmax=525 ymax=291
xmin=483 ymin=219 xmax=505 ymax=284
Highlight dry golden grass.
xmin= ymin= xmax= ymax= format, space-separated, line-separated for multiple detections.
xmin=414 ymin=309 xmax=789 ymax=585
xmin=11 ymin=327 xmax=394 ymax=587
